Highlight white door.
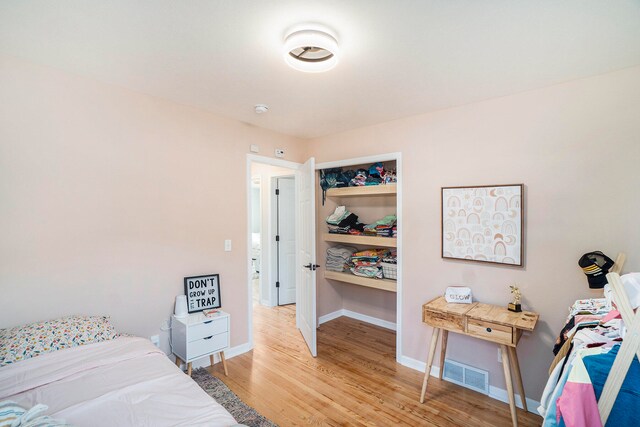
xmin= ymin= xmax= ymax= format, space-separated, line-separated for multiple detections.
xmin=295 ymin=157 xmax=317 ymax=356
xmin=275 ymin=176 xmax=296 ymax=305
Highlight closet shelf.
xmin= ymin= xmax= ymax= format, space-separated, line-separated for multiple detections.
xmin=324 ymin=270 xmax=397 ymax=293
xmin=326 ymin=184 xmax=396 ymax=197
xmin=322 ymin=233 xmax=397 ymax=248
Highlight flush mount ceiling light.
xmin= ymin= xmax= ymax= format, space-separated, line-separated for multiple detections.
xmin=283 ymin=26 xmax=339 ymax=73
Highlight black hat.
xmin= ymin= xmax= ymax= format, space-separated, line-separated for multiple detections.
xmin=578 ymin=251 xmax=615 ymax=289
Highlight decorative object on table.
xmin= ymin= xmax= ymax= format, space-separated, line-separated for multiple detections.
xmin=444 ymin=286 xmax=473 ymax=304
xmin=184 ymin=274 xmax=221 ymax=313
xmin=578 ymin=251 xmax=615 ymax=289
xmin=174 ymin=295 xmax=188 ymax=318
xmin=441 ymin=184 xmax=523 ymax=266
xmin=192 ymin=368 xmax=277 ymax=427
xmin=508 ymin=284 xmax=522 ymax=312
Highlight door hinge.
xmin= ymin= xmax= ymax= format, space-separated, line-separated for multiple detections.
xmin=275 ymin=189 xmax=280 ymax=195
xmin=276 ymin=281 xmax=280 ymax=288
xmin=275 ymin=235 xmax=280 ymax=242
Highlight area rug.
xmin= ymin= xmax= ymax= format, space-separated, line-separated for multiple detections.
xmin=192 ymin=368 xmax=278 ymax=427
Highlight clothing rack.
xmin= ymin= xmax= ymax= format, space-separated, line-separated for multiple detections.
xmin=598 ymin=264 xmax=638 ymax=425
xmin=598 ymin=273 xmax=640 ymax=426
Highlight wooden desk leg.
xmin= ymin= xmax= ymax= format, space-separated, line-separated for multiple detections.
xmin=439 ymin=330 xmax=448 ymax=380
xmin=175 ymin=356 xmax=182 ymax=368
xmin=220 ymin=351 xmax=229 ymax=376
xmin=187 ymin=362 xmax=192 ymax=377
xmin=500 ymin=345 xmax=518 ymax=427
xmin=508 ymin=346 xmax=528 ymax=412
xmin=420 ymin=327 xmax=441 ymax=403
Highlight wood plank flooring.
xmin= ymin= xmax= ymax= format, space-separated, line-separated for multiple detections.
xmin=206 ymin=304 xmax=542 ymax=426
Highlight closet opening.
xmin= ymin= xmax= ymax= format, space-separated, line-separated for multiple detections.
xmin=315 ymin=153 xmax=402 ymax=361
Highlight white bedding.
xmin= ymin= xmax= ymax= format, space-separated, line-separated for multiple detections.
xmin=0 ymin=337 xmax=238 ymax=426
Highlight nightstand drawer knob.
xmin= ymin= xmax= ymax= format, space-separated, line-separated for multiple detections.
xmin=486 ymin=327 xmax=492 ymax=333
xmin=204 ymin=320 xmax=213 ymax=324
xmin=203 ymin=335 xmax=213 ymax=340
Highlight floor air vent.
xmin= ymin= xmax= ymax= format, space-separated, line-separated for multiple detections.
xmin=442 ymin=359 xmax=489 ymax=394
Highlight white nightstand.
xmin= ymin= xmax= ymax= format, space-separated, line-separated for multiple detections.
xmin=171 ymin=310 xmax=230 ymax=377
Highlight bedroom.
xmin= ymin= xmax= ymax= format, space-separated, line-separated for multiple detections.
xmin=1 ymin=1 xmax=639 ymax=426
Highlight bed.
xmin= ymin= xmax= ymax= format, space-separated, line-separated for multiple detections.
xmin=0 ymin=319 xmax=239 ymax=426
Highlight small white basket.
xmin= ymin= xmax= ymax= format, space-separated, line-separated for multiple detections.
xmin=381 ymin=262 xmax=397 ymax=280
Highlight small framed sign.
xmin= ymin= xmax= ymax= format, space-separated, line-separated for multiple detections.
xmin=184 ymin=274 xmax=221 ymax=313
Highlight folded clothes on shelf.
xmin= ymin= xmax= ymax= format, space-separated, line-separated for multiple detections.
xmin=326 ymin=245 xmax=357 ymax=272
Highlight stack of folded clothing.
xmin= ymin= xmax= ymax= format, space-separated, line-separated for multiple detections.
xmin=326 ymin=246 xmax=357 ymax=272
xmin=363 ymin=214 xmax=397 ymax=237
xmin=326 ymin=206 xmax=365 ymax=234
xmin=350 ymin=248 xmax=389 ymax=278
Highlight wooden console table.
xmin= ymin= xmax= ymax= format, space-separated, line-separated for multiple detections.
xmin=420 ymin=296 xmax=539 ymax=427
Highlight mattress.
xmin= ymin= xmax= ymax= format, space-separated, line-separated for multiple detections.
xmin=0 ymin=336 xmax=238 ymax=426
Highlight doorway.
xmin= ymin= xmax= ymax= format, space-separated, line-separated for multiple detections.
xmin=246 ymin=154 xmax=319 ymax=357
xmin=247 ymin=155 xmax=301 ymax=347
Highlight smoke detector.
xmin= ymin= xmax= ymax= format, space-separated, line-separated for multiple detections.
xmin=254 ymin=104 xmax=269 ymax=114
xmin=283 ymin=25 xmax=339 ymax=73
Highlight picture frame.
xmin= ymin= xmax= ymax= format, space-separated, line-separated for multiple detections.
xmin=441 ymin=184 xmax=523 ymax=266
xmin=184 ymin=274 xmax=221 ymax=313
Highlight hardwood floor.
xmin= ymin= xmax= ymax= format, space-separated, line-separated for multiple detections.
xmin=207 ymin=304 xmax=542 ymax=426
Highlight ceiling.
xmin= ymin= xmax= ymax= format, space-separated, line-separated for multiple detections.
xmin=1 ymin=1 xmax=639 ymax=139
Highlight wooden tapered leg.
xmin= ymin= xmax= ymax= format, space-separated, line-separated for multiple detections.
xmin=187 ymin=362 xmax=192 ymax=377
xmin=439 ymin=330 xmax=448 ymax=380
xmin=175 ymin=356 xmax=181 ymax=367
xmin=500 ymin=345 xmax=518 ymax=427
xmin=420 ymin=327 xmax=441 ymax=403
xmin=220 ymin=351 xmax=228 ymax=376
xmin=210 ymin=354 xmax=215 ymax=367
xmin=508 ymin=346 xmax=527 ymax=412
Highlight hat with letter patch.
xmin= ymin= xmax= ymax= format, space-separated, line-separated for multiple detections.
xmin=578 ymin=251 xmax=615 ymax=289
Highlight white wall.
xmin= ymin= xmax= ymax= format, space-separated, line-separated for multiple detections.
xmin=308 ymin=66 xmax=640 ymax=398
xmin=0 ymin=55 xmax=305 ymax=353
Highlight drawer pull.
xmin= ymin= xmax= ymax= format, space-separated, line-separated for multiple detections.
xmin=204 ymin=320 xmax=213 ymax=324
xmin=203 ymin=335 xmax=213 ymax=340
xmin=486 ymin=327 xmax=492 ymax=333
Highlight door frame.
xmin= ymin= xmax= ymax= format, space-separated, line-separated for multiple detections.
xmin=315 ymin=152 xmax=403 ymax=362
xmin=246 ymin=154 xmax=301 ymax=349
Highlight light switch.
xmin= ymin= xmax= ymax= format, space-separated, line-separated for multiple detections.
xmin=250 ymin=144 xmax=259 ymax=153
xmin=224 ymin=239 xmax=232 ymax=251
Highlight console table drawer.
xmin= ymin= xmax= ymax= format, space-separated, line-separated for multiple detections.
xmin=467 ymin=319 xmax=513 ymax=345
xmin=422 ymin=308 xmax=465 ymax=332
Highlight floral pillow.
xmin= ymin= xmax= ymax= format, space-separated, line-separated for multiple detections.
xmin=0 ymin=315 xmax=118 ymax=367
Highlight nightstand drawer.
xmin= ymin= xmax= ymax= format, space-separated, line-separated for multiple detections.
xmin=188 ymin=333 xmax=228 ymax=359
xmin=467 ymin=319 xmax=513 ymax=345
xmin=189 ymin=318 xmax=228 ymax=342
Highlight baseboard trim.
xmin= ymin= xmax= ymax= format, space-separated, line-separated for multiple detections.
xmin=398 ymin=355 xmax=540 ymax=414
xmin=318 ymin=309 xmax=396 ymax=331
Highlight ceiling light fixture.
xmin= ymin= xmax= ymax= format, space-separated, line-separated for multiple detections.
xmin=283 ymin=26 xmax=339 ymax=73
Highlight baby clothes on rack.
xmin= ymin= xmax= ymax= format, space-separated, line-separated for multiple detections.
xmin=540 ymin=272 xmax=640 ymax=427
